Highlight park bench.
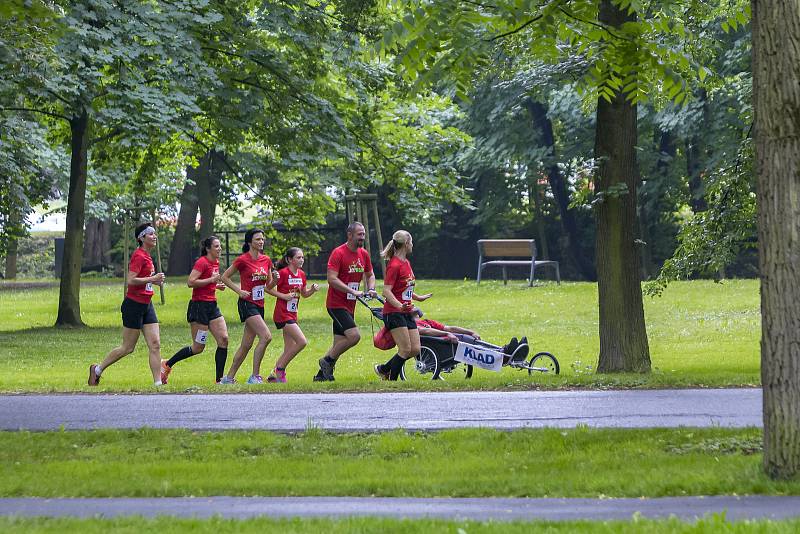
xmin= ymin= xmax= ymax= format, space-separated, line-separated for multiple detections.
xmin=476 ymin=239 xmax=561 ymax=286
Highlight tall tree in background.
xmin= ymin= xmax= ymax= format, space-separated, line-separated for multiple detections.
xmin=753 ymin=0 xmax=800 ymax=479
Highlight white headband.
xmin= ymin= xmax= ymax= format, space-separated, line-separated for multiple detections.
xmin=137 ymin=226 xmax=155 ymax=240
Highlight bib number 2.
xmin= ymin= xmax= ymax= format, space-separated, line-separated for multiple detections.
xmin=287 ymin=298 xmax=299 ymax=312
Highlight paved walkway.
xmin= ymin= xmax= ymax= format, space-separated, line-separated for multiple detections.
xmin=0 ymin=388 xmax=761 ymax=431
xmin=2 ymin=496 xmax=799 ymax=521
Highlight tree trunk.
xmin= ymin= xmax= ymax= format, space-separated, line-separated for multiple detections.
xmin=167 ymin=164 xmax=201 ymax=276
xmin=594 ymin=0 xmax=650 ymax=373
xmin=4 ymin=237 xmax=18 ymax=279
xmin=528 ymin=176 xmax=549 ymax=260
xmin=82 ymin=216 xmax=111 ymax=270
xmin=525 ymin=99 xmax=596 ymax=280
xmin=754 ymin=0 xmax=800 ymax=479
xmin=197 ymin=150 xmax=223 ymax=240
xmin=686 ymin=89 xmax=709 ymax=213
xmin=55 ymin=108 xmax=89 ymax=327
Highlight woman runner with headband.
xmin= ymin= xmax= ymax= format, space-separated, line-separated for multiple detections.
xmin=266 ymin=247 xmax=320 ymax=382
xmin=374 ymin=230 xmax=432 ymax=380
xmin=88 ymin=223 xmax=166 ymax=386
xmin=218 ymin=228 xmax=278 ymax=384
xmin=159 ymin=235 xmax=230 ymax=385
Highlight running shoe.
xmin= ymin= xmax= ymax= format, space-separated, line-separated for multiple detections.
xmin=267 ymin=369 xmax=287 ymax=383
xmin=160 ymin=359 xmax=172 ymax=385
xmin=218 ymin=376 xmax=236 ymax=385
xmin=88 ymin=364 xmax=100 ymax=386
xmin=317 ymin=357 xmax=336 ymax=381
xmin=312 ymin=370 xmax=326 ymax=382
xmin=503 ymin=337 xmax=519 ymax=355
xmin=374 ymin=364 xmax=389 ymax=381
xmin=246 ymin=374 xmax=264 ymax=384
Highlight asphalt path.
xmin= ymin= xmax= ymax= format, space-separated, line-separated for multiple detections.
xmin=0 ymin=388 xmax=761 ymax=431
xmin=2 ymin=496 xmax=799 ymax=521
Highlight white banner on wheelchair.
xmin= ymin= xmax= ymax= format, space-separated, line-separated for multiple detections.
xmin=454 ymin=342 xmax=503 ymax=372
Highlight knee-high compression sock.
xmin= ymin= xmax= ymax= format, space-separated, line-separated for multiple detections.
xmin=167 ymin=346 xmax=195 ymax=368
xmin=387 ymin=354 xmax=405 ymax=381
xmin=215 ymin=347 xmax=228 ymax=382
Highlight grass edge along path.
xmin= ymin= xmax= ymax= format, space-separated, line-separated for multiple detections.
xmin=2 ymin=427 xmax=798 ymax=499
xmin=2 ymin=515 xmax=800 ymax=533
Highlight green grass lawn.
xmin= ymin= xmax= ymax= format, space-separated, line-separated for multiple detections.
xmin=0 ymin=279 xmax=760 ymax=391
xmin=3 ymin=516 xmax=799 ymax=533
xmin=1 ymin=427 xmax=793 ymax=498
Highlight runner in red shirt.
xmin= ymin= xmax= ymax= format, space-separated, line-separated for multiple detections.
xmin=219 ymin=228 xmax=278 ymax=385
xmin=315 ymin=222 xmax=377 ymax=381
xmin=88 ymin=222 xmax=166 ymax=386
xmin=159 ymin=235 xmax=230 ymax=385
xmin=264 ymin=247 xmax=319 ymax=383
xmin=373 ymin=230 xmax=431 ymax=380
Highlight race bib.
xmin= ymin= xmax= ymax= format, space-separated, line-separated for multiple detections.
xmin=402 ymin=284 xmax=414 ymax=301
xmin=347 ymin=282 xmax=360 ymax=300
xmin=287 ymin=298 xmax=299 ymax=312
xmin=252 ymin=285 xmax=265 ymax=301
xmin=454 ymin=342 xmax=504 ymax=372
xmin=145 ymin=282 xmax=153 ymax=292
xmin=194 ymin=330 xmax=208 ymax=344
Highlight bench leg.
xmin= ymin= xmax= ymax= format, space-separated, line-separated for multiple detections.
xmin=555 ymin=263 xmax=561 ymax=285
xmin=477 ymin=262 xmax=482 ymax=285
xmin=529 ymin=263 xmax=535 ymax=287
xmin=502 ymin=266 xmax=507 ymax=285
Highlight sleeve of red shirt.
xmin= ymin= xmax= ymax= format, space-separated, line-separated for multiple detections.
xmin=326 ymin=248 xmax=341 ymax=271
xmin=428 ymin=319 xmax=446 ymax=330
xmin=129 ymin=253 xmax=144 ymax=274
xmin=384 ymin=261 xmax=398 ymax=288
xmin=192 ymin=258 xmax=204 ymax=272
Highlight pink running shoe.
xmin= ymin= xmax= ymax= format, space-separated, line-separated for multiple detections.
xmin=267 ymin=369 xmax=287 ymax=383
xmin=160 ymin=359 xmax=172 ymax=385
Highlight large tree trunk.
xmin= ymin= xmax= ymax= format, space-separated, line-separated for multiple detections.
xmin=167 ymin=164 xmax=201 ymax=276
xmin=82 ymin=216 xmax=111 ymax=270
xmin=197 ymin=150 xmax=223 ymax=240
xmin=55 ymin=109 xmax=89 ymax=327
xmin=686 ymin=89 xmax=709 ymax=213
xmin=594 ymin=0 xmax=650 ymax=373
xmin=525 ymin=99 xmax=596 ymax=280
xmin=528 ymin=175 xmax=549 ymax=260
xmin=4 ymin=210 xmax=21 ymax=279
xmin=754 ymin=0 xmax=800 ymax=479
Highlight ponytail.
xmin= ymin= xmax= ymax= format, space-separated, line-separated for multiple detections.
xmin=381 ymin=230 xmax=412 ymax=260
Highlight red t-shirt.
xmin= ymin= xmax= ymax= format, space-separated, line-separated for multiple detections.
xmin=382 ymin=256 xmax=415 ymax=315
xmin=416 ymin=318 xmax=445 ymax=331
xmin=273 ymin=267 xmax=307 ymax=323
xmin=126 ymin=248 xmax=155 ymax=304
xmin=232 ymin=252 xmax=273 ymax=308
xmin=325 ymin=243 xmax=373 ymax=313
xmin=191 ymin=256 xmax=220 ymax=302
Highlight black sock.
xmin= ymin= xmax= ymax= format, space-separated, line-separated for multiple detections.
xmin=387 ymin=354 xmax=405 ymax=381
xmin=215 ymin=347 xmax=228 ymax=382
xmin=167 ymin=346 xmax=195 ymax=368
xmin=324 ymin=356 xmax=336 ymax=365
xmin=276 ymin=367 xmax=285 ymax=371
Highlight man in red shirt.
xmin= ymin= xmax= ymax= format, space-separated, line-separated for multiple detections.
xmin=315 ymin=222 xmax=377 ymax=381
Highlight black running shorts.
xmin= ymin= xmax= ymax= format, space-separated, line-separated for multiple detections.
xmin=327 ymin=307 xmax=357 ymax=336
xmin=384 ymin=312 xmax=417 ymax=331
xmin=237 ymin=298 xmax=264 ymax=323
xmin=274 ymin=319 xmax=297 ymax=330
xmin=121 ymin=298 xmax=158 ymax=330
xmin=187 ymin=300 xmax=223 ymax=326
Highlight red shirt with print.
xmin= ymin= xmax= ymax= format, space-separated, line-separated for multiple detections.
xmin=325 ymin=243 xmax=373 ymax=313
xmin=232 ymin=252 xmax=273 ymax=308
xmin=416 ymin=318 xmax=446 ymax=331
xmin=382 ymin=256 xmax=415 ymax=315
xmin=191 ymin=256 xmax=220 ymax=302
xmin=273 ymin=267 xmax=306 ymax=323
xmin=126 ymin=247 xmax=155 ymax=304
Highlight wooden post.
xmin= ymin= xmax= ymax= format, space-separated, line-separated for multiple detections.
xmin=152 ymin=209 xmax=165 ymax=305
xmin=123 ymin=217 xmax=129 ymax=299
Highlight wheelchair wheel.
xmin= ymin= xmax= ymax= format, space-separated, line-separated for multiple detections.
xmin=400 ymin=345 xmax=441 ymax=381
xmin=528 ymin=352 xmax=560 ymax=375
